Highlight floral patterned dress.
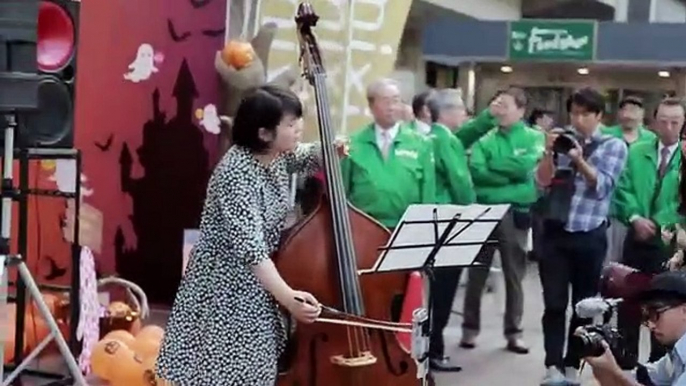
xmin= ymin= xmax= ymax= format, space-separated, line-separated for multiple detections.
xmin=156 ymin=144 xmax=319 ymax=385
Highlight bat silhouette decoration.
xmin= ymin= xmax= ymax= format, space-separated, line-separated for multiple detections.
xmin=95 ymin=134 xmax=114 ymax=151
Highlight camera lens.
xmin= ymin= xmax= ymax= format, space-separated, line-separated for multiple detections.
xmin=575 ymin=330 xmax=606 ymax=357
xmin=553 ymin=134 xmax=575 ymax=154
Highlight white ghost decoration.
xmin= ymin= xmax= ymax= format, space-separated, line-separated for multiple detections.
xmin=196 ymin=104 xmax=221 ymax=135
xmin=48 ymin=159 xmax=94 ymax=199
xmin=124 ymin=43 xmax=159 ymax=83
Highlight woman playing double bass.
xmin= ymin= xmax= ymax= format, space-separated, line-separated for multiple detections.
xmin=156 ymin=85 xmax=345 ymax=385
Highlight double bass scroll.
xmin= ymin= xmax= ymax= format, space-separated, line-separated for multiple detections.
xmin=274 ymin=2 xmax=419 ymax=386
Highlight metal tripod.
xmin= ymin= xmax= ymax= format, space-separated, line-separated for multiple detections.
xmin=0 ymin=114 xmax=87 ymax=385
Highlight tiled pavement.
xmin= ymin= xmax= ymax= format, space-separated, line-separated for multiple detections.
xmin=9 ymin=263 xmax=650 ymax=385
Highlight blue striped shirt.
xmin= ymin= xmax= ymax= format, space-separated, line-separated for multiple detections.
xmin=556 ymin=129 xmax=628 ymax=232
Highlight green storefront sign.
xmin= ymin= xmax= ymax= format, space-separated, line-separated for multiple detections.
xmin=508 ymin=20 xmax=596 ymax=61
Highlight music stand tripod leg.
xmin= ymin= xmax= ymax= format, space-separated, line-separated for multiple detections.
xmin=2 ymin=260 xmax=87 ymax=386
xmin=0 ymin=115 xmax=87 ymax=386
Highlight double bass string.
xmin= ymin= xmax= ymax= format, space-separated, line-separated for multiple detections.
xmin=311 ymin=74 xmax=362 ymax=355
xmin=310 ymin=72 xmax=358 ymax=355
xmin=311 ymin=72 xmax=350 ymax=313
xmin=312 ymin=72 xmax=371 ymax=356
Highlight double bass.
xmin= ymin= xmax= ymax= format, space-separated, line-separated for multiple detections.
xmin=274 ymin=3 xmax=420 ymax=386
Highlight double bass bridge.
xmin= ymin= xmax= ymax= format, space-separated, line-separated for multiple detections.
xmin=330 ymin=351 xmax=378 ymax=367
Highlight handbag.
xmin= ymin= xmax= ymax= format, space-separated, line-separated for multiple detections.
xmin=512 ymin=209 xmax=533 ymax=230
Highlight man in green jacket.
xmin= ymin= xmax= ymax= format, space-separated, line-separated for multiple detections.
xmin=341 ymin=78 xmax=435 ymax=229
xmin=612 ymin=97 xmax=684 ymax=368
xmin=602 ymin=96 xmax=655 ymax=146
xmin=422 ymin=88 xmax=475 ymax=371
xmin=604 ymin=96 xmax=656 ymax=264
xmin=460 ymin=87 xmax=545 ymax=354
xmin=426 ymin=89 xmax=475 ymax=206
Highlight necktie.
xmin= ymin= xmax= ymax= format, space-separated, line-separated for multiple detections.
xmin=380 ymin=131 xmax=391 ymax=159
xmin=659 ymin=147 xmax=671 ymax=177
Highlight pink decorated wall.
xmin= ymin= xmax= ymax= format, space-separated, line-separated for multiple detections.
xmin=22 ymin=0 xmax=228 ymax=305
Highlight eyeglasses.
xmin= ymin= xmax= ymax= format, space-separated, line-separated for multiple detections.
xmin=641 ymin=305 xmax=678 ymax=326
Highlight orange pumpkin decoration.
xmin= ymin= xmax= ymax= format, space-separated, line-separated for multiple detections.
xmin=104 ymin=329 xmax=137 ymax=348
xmin=131 ymin=336 xmax=161 ymax=359
xmin=221 ymin=40 xmax=255 ymax=70
xmin=109 ymin=353 xmax=148 ymax=386
xmin=136 ymin=325 xmax=165 ymax=343
xmin=91 ymin=338 xmax=133 ymax=381
xmin=141 ymin=355 xmax=162 ymax=385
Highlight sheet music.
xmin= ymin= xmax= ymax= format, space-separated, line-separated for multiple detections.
xmin=371 ymin=204 xmax=510 ymax=272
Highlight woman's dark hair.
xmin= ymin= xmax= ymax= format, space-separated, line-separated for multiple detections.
xmin=527 ymin=108 xmax=553 ymax=126
xmin=566 ymin=87 xmax=605 ymax=115
xmin=231 ymin=84 xmax=303 ymax=153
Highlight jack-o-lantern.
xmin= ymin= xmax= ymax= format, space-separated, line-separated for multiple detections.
xmin=221 ymin=40 xmax=255 ymax=70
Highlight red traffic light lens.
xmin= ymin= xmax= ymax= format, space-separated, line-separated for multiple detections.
xmin=36 ymin=1 xmax=75 ymax=72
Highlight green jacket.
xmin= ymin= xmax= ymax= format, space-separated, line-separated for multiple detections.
xmin=455 ymin=109 xmax=499 ymax=149
xmin=428 ymin=123 xmax=475 ymax=205
xmin=612 ymin=138 xmax=682 ymax=233
xmin=601 ymin=125 xmax=656 ymax=146
xmin=342 ymin=123 xmax=436 ymax=228
xmin=469 ymin=121 xmax=545 ymax=207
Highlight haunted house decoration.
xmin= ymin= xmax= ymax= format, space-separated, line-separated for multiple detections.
xmin=214 ymin=23 xmax=298 ymax=156
xmin=116 ymin=59 xmax=210 ymax=304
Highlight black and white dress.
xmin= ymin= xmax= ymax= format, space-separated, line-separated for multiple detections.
xmin=156 ymin=144 xmax=320 ymax=385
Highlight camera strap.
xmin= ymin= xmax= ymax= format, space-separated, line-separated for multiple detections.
xmin=540 ymin=136 xmax=611 ymax=227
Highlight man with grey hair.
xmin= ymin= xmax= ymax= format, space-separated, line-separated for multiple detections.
xmin=341 ymin=77 xmax=435 ymax=229
xmin=424 ymin=88 xmax=476 ymax=372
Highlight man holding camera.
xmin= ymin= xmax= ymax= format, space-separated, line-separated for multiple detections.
xmin=585 ymin=271 xmax=686 ymax=386
xmin=536 ymin=88 xmax=629 ymax=386
xmin=613 ymin=97 xmax=684 ymax=368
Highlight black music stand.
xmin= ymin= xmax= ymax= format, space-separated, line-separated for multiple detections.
xmin=362 ymin=203 xmax=510 ymax=385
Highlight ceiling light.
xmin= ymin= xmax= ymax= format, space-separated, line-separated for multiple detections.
xmin=658 ymin=70 xmax=670 ymax=78
xmin=500 ymin=65 xmax=513 ymax=73
xmin=577 ymin=67 xmax=589 ymax=75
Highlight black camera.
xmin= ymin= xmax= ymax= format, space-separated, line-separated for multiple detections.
xmin=574 ymin=324 xmax=633 ymax=368
xmin=552 ymin=130 xmax=578 ymax=154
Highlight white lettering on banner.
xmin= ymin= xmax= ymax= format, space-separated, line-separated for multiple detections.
xmin=262 ymin=1 xmax=346 ymax=86
xmin=348 ymin=62 xmax=371 ymax=97
xmin=351 ymin=0 xmax=385 ymax=31
xmin=271 ymin=40 xmax=298 ymax=51
xmin=261 ymin=0 xmax=404 ymax=135
xmin=342 ymin=0 xmax=391 ymax=130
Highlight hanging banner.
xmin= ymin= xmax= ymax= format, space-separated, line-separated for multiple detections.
xmin=258 ymin=0 xmax=412 ymax=138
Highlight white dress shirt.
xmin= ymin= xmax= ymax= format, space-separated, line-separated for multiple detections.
xmin=375 ymin=123 xmax=400 ymax=153
xmin=415 ymin=120 xmax=432 ymax=135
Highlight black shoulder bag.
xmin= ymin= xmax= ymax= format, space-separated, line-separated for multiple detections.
xmin=539 ymin=137 xmax=610 ymax=228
